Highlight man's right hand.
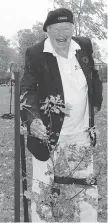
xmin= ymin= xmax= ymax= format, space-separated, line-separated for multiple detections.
xmin=30 ymin=119 xmax=48 ymax=141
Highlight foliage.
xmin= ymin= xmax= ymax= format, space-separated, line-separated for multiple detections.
xmin=6 ymin=47 xmax=18 ymax=64
xmin=17 ymin=29 xmax=36 ymax=56
xmin=0 ymin=35 xmax=18 ymax=82
xmin=41 ymin=95 xmax=72 ymax=117
xmin=32 ymin=22 xmax=47 ymax=42
xmin=92 ymin=41 xmax=102 ymax=60
xmin=16 ymin=29 xmax=36 ymax=68
xmin=0 ymin=70 xmax=6 ymax=79
xmin=52 ymin=0 xmax=107 ymax=40
xmin=16 ymin=24 xmax=46 ymax=75
xmin=0 ymin=36 xmax=10 ymax=71
xmin=98 ymin=65 xmax=107 ymax=82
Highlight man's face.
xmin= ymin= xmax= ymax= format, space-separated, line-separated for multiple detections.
xmin=47 ymin=22 xmax=74 ymax=49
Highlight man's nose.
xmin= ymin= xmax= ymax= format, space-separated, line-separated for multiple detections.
xmin=58 ymin=31 xmax=65 ymax=37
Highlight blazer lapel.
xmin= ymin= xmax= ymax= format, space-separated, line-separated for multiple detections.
xmin=43 ymin=52 xmax=65 ymax=103
xmin=75 ymin=49 xmax=92 ymax=93
xmin=75 ymin=49 xmax=91 ymax=81
xmin=42 ymin=52 xmax=65 ymax=142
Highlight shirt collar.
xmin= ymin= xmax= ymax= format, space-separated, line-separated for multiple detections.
xmin=43 ymin=37 xmax=81 ymax=58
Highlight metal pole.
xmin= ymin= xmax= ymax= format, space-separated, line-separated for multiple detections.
xmin=10 ymin=79 xmax=12 ymax=114
xmin=14 ymin=71 xmax=20 ymax=222
xmin=20 ymin=132 xmax=29 ymax=222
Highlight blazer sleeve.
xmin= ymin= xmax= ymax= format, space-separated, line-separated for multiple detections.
xmin=88 ymin=39 xmax=103 ymax=111
xmin=20 ymin=48 xmax=41 ymax=126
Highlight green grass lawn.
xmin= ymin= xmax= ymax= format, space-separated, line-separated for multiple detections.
xmin=0 ymin=83 xmax=107 ymax=222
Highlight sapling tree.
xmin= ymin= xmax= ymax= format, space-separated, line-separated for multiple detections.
xmin=20 ymin=94 xmax=100 ymax=222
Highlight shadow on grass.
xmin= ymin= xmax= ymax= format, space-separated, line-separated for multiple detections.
xmin=1 ymin=113 xmax=14 ymax=119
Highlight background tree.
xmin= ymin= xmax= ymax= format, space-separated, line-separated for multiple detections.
xmin=17 ymin=25 xmax=46 ymax=59
xmin=0 ymin=36 xmax=10 ymax=71
xmin=16 ymin=29 xmax=36 ymax=77
xmin=16 ymin=24 xmax=46 ymax=76
xmin=32 ymin=22 xmax=47 ymax=42
xmin=92 ymin=42 xmax=101 ymax=59
xmin=98 ymin=65 xmax=107 ymax=82
xmin=0 ymin=36 xmax=18 ymax=83
xmin=17 ymin=29 xmax=36 ymax=61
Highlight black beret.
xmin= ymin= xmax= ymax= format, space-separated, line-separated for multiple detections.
xmin=43 ymin=8 xmax=74 ymax=32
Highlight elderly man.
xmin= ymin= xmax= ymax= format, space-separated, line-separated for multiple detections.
xmin=20 ymin=8 xmax=102 ymax=222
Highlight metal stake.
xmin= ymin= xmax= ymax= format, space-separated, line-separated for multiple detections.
xmin=14 ymin=71 xmax=20 ymax=222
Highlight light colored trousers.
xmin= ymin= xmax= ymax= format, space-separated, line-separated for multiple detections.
xmin=31 ymin=132 xmax=98 ymax=222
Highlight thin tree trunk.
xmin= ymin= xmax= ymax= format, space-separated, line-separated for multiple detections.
xmin=78 ymin=0 xmax=83 ymax=36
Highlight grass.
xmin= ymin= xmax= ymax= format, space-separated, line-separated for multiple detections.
xmin=95 ymin=83 xmax=107 ymax=222
xmin=0 ymin=83 xmax=107 ymax=222
xmin=0 ymin=86 xmax=14 ymax=222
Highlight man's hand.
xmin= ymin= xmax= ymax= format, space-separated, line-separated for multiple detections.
xmin=30 ymin=119 xmax=47 ymax=140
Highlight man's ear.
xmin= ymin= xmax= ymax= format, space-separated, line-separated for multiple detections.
xmin=72 ymin=24 xmax=75 ymax=31
xmin=46 ymin=26 xmax=50 ymax=33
